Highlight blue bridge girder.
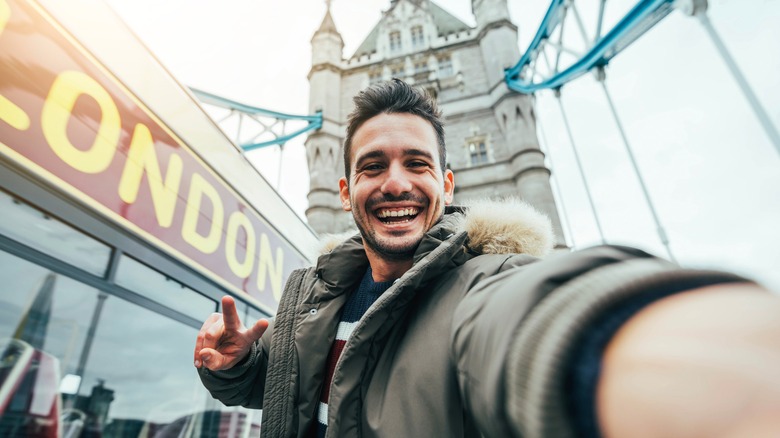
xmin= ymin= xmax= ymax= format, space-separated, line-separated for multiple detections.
xmin=191 ymin=88 xmax=322 ymax=151
xmin=505 ymin=0 xmax=678 ymax=93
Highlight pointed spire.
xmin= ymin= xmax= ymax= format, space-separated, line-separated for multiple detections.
xmin=316 ymin=0 xmax=339 ymax=35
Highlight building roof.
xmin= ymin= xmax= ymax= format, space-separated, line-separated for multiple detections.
xmin=352 ymin=0 xmax=472 ymax=58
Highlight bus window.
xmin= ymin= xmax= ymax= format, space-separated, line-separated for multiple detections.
xmin=245 ymin=306 xmax=271 ymax=328
xmin=114 ymin=255 xmax=217 ymax=322
xmin=0 ymin=249 xmax=260 ymax=437
xmin=0 ymin=190 xmax=111 ymax=277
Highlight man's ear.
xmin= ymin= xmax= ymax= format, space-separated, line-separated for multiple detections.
xmin=443 ymin=169 xmax=455 ymax=205
xmin=339 ymin=177 xmax=351 ymax=211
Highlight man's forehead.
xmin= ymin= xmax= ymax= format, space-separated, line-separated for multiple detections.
xmin=350 ymin=113 xmax=439 ymax=163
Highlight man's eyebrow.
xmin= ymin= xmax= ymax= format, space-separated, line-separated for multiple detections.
xmin=354 ymin=148 xmax=435 ymax=169
xmin=355 ymin=150 xmax=387 ymax=169
xmin=405 ymin=149 xmax=435 ymax=161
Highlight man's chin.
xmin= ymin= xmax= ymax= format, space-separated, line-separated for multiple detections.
xmin=365 ymin=237 xmax=420 ymax=261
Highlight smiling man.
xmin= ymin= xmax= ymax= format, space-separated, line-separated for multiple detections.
xmin=339 ymin=110 xmax=454 ymax=279
xmin=195 ymin=80 xmax=780 ymax=438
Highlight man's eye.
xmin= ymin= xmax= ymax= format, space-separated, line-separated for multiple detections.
xmin=408 ymin=161 xmax=429 ymax=168
xmin=362 ymin=164 xmax=383 ymax=171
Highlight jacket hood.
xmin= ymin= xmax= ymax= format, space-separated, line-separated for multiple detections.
xmin=318 ymin=198 xmax=554 ymax=258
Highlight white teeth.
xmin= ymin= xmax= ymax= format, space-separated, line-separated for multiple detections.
xmin=377 ymin=208 xmax=419 ymax=218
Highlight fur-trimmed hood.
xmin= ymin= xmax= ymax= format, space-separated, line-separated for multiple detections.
xmin=318 ymin=198 xmax=554 ymax=258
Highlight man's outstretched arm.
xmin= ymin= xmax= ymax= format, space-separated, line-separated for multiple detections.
xmin=451 ymin=245 xmax=778 ymax=438
xmin=598 ymin=283 xmax=780 ymax=438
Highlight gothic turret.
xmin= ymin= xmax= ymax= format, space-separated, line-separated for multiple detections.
xmin=472 ymin=0 xmax=518 ymax=87
xmin=306 ymin=2 xmax=352 ymax=234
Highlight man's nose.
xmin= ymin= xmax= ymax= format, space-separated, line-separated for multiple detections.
xmin=380 ymin=165 xmax=413 ymax=196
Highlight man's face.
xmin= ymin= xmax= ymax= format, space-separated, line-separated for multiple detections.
xmin=339 ymin=113 xmax=454 ymax=260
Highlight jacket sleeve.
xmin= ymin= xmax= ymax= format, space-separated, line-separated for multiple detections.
xmin=197 ymin=320 xmax=273 ymax=409
xmin=450 ymin=245 xmax=750 ymax=438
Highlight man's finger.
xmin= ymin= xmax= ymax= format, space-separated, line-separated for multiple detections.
xmin=204 ymin=319 xmax=224 ymax=346
xmin=199 ymin=347 xmax=227 ymax=371
xmin=221 ymin=295 xmax=242 ymax=331
xmin=194 ymin=313 xmax=221 ymax=367
xmin=246 ymin=318 xmax=270 ymax=343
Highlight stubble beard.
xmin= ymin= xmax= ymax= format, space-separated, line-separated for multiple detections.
xmin=351 ymin=194 xmax=444 ymax=262
xmin=353 ymin=212 xmax=419 ymax=261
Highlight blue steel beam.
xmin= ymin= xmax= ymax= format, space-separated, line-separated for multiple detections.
xmin=191 ymin=88 xmax=322 ymax=149
xmin=505 ymin=0 xmax=675 ymax=93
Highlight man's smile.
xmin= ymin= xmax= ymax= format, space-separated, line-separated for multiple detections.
xmin=375 ymin=207 xmax=421 ymax=223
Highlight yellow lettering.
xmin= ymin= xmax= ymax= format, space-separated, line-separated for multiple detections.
xmin=0 ymin=94 xmax=29 ymax=131
xmin=118 ymin=123 xmax=183 ymax=227
xmin=182 ymin=173 xmax=224 ymax=254
xmin=42 ymin=71 xmax=120 ymax=173
xmin=225 ymin=211 xmax=256 ymax=278
xmin=0 ymin=1 xmax=9 ymax=36
xmin=0 ymin=4 xmax=27 ymax=132
xmin=257 ymin=234 xmax=284 ymax=301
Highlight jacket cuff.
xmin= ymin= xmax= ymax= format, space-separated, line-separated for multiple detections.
xmin=198 ymin=341 xmax=260 ymax=383
xmin=505 ymin=258 xmax=748 ymax=438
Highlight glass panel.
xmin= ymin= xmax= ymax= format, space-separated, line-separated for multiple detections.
xmin=245 ymin=305 xmax=271 ymax=328
xmin=0 ymin=190 xmax=111 ymax=277
xmin=114 ymin=255 xmax=216 ymax=322
xmin=0 ymin=249 xmax=260 ymax=437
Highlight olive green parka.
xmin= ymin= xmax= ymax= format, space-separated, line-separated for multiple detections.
xmin=199 ymin=200 xmax=742 ymax=437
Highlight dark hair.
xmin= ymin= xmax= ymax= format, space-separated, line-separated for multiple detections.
xmin=343 ymin=79 xmax=446 ymax=180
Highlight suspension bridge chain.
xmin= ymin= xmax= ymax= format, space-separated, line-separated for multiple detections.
xmin=190 ymin=88 xmax=322 ymax=152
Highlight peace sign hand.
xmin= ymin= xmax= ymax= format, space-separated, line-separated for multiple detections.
xmin=194 ymin=295 xmax=269 ymax=371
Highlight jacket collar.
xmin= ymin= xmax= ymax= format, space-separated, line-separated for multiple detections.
xmin=313 ymin=198 xmax=555 ymax=298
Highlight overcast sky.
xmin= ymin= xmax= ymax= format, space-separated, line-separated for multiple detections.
xmin=104 ymin=0 xmax=780 ymax=290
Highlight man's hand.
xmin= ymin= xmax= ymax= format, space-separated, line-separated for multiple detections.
xmin=598 ymin=283 xmax=780 ymax=438
xmin=194 ymin=295 xmax=269 ymax=371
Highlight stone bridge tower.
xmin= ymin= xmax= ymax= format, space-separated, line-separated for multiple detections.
xmin=306 ymin=0 xmax=566 ymax=247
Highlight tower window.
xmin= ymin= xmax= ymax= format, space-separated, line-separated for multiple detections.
xmin=411 ymin=26 xmax=425 ymax=47
xmin=389 ymin=31 xmax=402 ymax=52
xmin=438 ymin=56 xmax=453 ymax=77
xmin=466 ymin=136 xmax=490 ymax=165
